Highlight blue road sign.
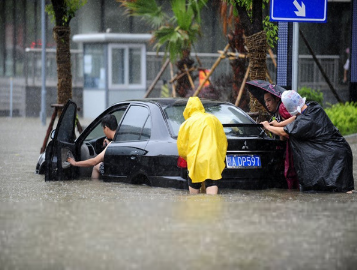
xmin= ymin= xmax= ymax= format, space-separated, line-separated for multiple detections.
xmin=270 ymin=0 xmax=327 ymax=23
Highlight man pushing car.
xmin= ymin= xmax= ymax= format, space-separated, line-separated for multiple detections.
xmin=177 ymin=97 xmax=228 ymax=195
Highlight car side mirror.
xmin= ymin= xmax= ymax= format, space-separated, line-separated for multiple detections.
xmin=50 ymin=129 xmax=56 ymax=139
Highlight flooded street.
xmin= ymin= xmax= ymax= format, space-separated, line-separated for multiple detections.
xmin=1 ymin=118 xmax=357 ymax=270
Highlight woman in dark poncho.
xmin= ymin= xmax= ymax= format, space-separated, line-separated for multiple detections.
xmin=261 ymin=90 xmax=354 ymax=193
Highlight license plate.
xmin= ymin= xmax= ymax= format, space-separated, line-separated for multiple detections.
xmin=226 ymin=155 xmax=261 ymax=169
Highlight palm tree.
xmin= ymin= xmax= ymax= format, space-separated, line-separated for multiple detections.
xmin=46 ymin=0 xmax=87 ymax=114
xmin=217 ymin=1 xmax=249 ymax=111
xmin=225 ymin=0 xmax=277 ymax=121
xmin=119 ymin=0 xmax=208 ymax=97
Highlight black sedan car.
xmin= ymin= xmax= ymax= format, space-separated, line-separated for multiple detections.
xmin=37 ymin=98 xmax=286 ymax=189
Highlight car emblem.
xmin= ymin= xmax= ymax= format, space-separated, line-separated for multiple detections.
xmin=242 ymin=141 xmax=249 ymax=150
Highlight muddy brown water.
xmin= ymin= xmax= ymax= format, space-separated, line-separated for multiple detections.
xmin=1 ymin=118 xmax=357 ymax=270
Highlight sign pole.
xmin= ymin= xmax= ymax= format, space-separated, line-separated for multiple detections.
xmin=292 ymin=22 xmax=299 ymax=91
xmin=271 ymin=0 xmax=327 ymax=92
xmin=350 ymin=0 xmax=357 ymax=102
xmin=276 ymin=22 xmax=293 ymax=90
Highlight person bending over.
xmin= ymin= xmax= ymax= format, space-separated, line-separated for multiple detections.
xmin=261 ymin=90 xmax=354 ymax=193
xmin=177 ymin=97 xmax=228 ymax=195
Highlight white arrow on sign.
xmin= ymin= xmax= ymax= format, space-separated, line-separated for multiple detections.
xmin=293 ymin=0 xmax=306 ymax=17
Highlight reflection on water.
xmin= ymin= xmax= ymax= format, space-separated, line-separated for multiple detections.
xmin=1 ymin=118 xmax=357 ymax=270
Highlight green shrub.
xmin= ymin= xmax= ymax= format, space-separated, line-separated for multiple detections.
xmin=325 ymin=102 xmax=357 ymax=136
xmin=298 ymin=86 xmax=324 ymax=106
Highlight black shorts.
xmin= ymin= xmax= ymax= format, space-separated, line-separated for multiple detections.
xmin=188 ymin=178 xmax=219 ymax=189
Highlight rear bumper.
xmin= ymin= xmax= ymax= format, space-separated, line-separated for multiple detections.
xmin=219 ymin=177 xmax=272 ymax=189
xmin=149 ymin=176 xmax=188 ymax=189
xmin=103 ymin=175 xmax=188 ymax=190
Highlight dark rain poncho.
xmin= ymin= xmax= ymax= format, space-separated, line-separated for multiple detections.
xmin=283 ymin=102 xmax=354 ymax=192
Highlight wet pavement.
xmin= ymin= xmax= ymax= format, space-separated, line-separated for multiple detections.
xmin=1 ymin=117 xmax=357 ymax=270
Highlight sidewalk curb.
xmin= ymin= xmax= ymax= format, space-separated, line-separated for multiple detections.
xmin=345 ymin=133 xmax=357 ymax=145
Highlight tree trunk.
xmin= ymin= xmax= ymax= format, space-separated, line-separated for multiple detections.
xmin=245 ymin=30 xmax=269 ymax=122
xmin=175 ymin=49 xmax=195 ymax=97
xmin=53 ymin=26 xmax=72 ymax=114
xmin=233 ymin=0 xmax=269 ymax=122
xmin=228 ymin=18 xmax=249 ymax=111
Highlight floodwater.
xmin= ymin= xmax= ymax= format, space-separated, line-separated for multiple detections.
xmin=1 ymin=118 xmax=357 ymax=270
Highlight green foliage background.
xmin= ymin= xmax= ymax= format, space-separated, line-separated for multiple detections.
xmin=325 ymin=102 xmax=357 ymax=136
xmin=298 ymin=86 xmax=324 ymax=106
xmin=297 ymin=87 xmax=356 ymax=136
xmin=226 ymin=0 xmax=278 ymax=48
xmin=119 ymin=0 xmax=207 ymax=62
xmin=46 ymin=0 xmax=87 ymax=26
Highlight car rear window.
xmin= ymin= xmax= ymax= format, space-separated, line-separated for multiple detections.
xmin=164 ymin=103 xmax=262 ymax=137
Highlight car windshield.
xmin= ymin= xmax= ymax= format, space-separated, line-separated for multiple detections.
xmin=164 ymin=103 xmax=262 ymax=137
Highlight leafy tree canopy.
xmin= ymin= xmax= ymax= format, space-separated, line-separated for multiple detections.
xmin=120 ymin=0 xmax=208 ymax=62
xmin=46 ymin=0 xmax=87 ymax=26
xmin=225 ymin=0 xmax=278 ymax=48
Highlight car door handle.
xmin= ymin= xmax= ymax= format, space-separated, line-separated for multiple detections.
xmin=131 ymin=156 xmax=136 ymax=160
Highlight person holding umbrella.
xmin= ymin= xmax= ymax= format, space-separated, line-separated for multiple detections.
xmin=261 ymin=90 xmax=354 ymax=193
xmin=264 ymin=92 xmax=282 ymax=122
xmin=247 ymin=80 xmax=298 ymax=189
xmin=246 ymin=80 xmax=287 ymax=122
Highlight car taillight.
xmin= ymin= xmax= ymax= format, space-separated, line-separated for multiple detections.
xmin=177 ymin=157 xmax=187 ymax=168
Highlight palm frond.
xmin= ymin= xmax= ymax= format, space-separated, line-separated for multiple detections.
xmin=171 ymin=0 xmax=193 ymax=31
xmin=188 ymin=0 xmax=208 ymax=24
xmin=170 ymin=0 xmax=207 ymax=29
xmin=118 ymin=0 xmax=166 ymax=28
xmin=153 ymin=26 xmax=192 ymax=62
xmin=120 ymin=0 xmax=207 ymax=63
xmin=187 ymin=23 xmax=200 ymax=43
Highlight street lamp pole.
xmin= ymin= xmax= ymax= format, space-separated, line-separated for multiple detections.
xmin=40 ymin=0 xmax=47 ymax=125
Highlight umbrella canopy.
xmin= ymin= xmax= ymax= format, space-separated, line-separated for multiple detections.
xmin=246 ymin=80 xmax=287 ymax=111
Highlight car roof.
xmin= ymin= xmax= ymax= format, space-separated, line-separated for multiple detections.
xmin=123 ymin=98 xmax=231 ymax=108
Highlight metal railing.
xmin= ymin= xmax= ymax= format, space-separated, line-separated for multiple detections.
xmin=25 ymin=48 xmax=83 ymax=87
xmin=299 ymin=55 xmax=340 ymax=89
xmin=146 ymin=52 xmax=340 ymax=92
xmin=146 ymin=52 xmax=234 ymax=84
xmin=24 ymin=49 xmax=340 ymax=90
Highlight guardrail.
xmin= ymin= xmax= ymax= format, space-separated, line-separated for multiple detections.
xmin=146 ymin=52 xmax=340 ymax=92
xmin=24 ymin=48 xmax=83 ymax=87
xmin=299 ymin=55 xmax=340 ymax=89
xmin=24 ymin=48 xmax=340 ymax=90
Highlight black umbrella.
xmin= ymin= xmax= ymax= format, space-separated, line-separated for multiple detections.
xmin=246 ymin=80 xmax=287 ymax=111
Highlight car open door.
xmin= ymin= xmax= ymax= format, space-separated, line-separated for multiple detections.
xmin=45 ymin=100 xmax=77 ymax=181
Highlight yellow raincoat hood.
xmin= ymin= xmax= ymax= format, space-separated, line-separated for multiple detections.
xmin=177 ymin=97 xmax=228 ymax=183
xmin=183 ymin=96 xmax=205 ymax=120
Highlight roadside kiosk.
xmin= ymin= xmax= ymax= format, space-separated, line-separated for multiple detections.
xmin=73 ymin=33 xmax=151 ymax=119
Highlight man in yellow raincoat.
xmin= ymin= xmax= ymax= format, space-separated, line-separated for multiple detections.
xmin=177 ymin=97 xmax=228 ymax=194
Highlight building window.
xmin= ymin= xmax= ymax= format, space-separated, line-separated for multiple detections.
xmin=83 ymin=44 xmax=105 ymax=89
xmin=109 ymin=44 xmax=145 ymax=89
